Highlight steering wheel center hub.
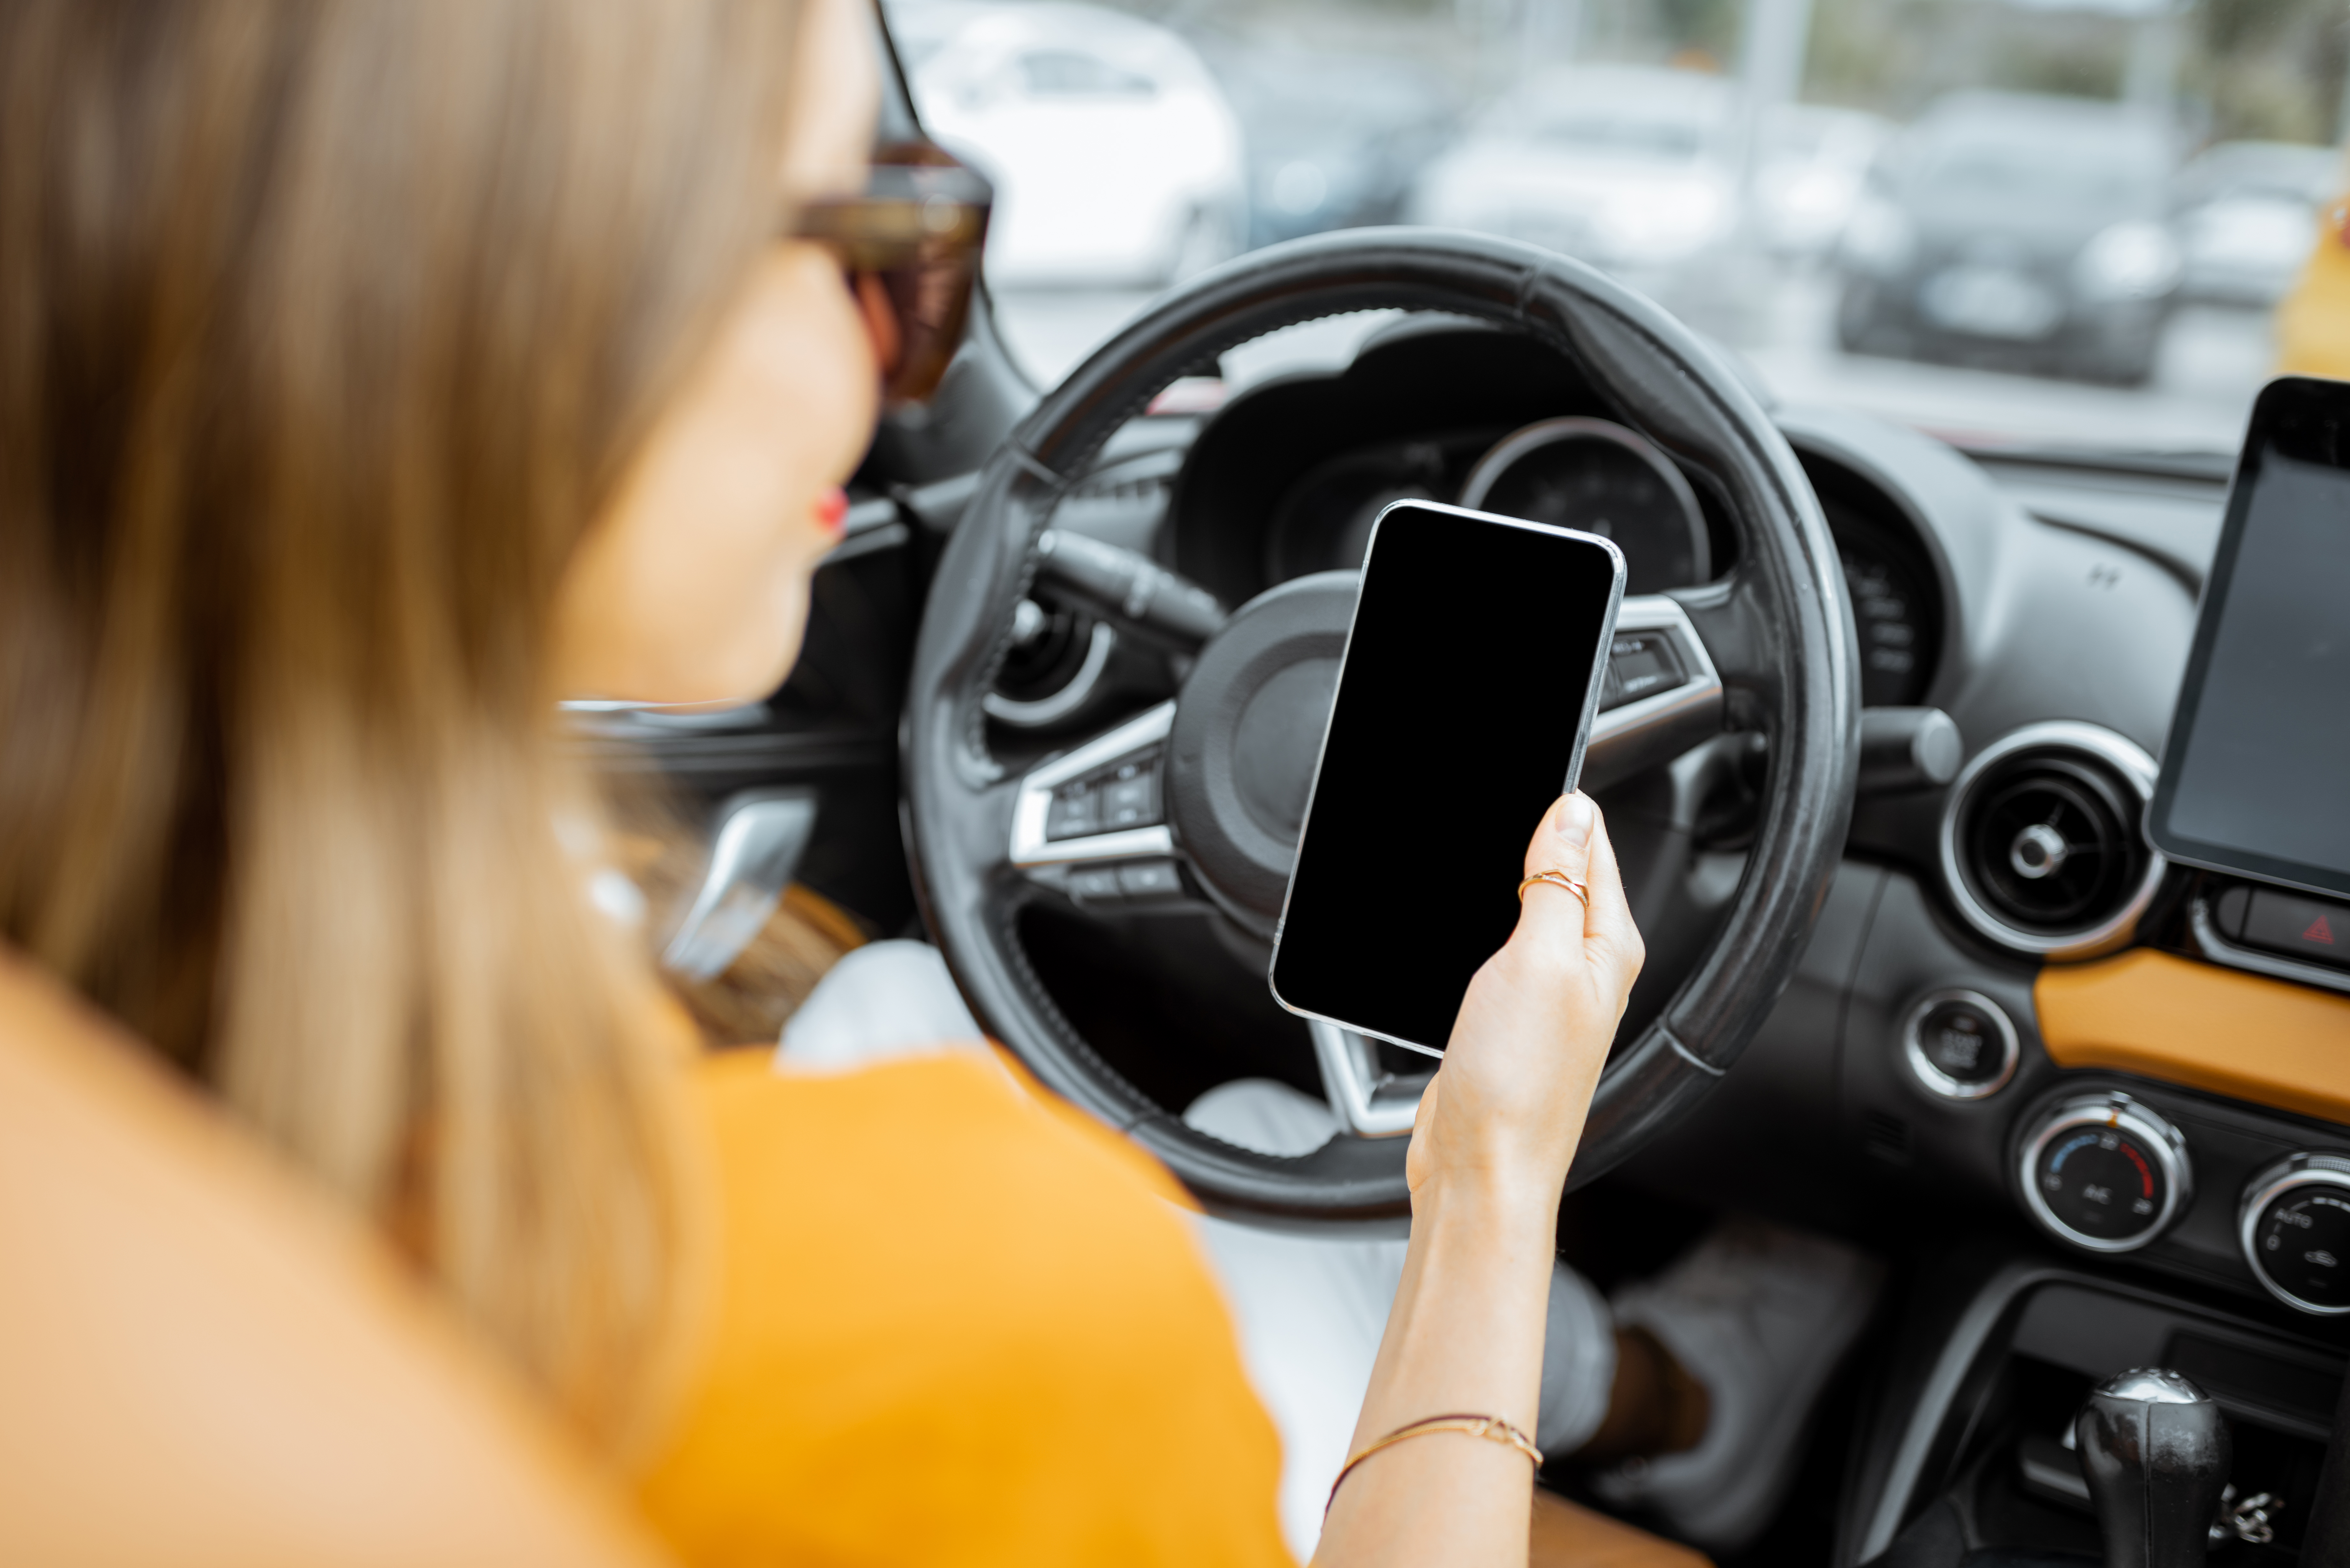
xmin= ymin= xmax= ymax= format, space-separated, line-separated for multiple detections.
xmin=1166 ymin=570 xmax=1359 ymax=929
xmin=1232 ymin=659 xmax=1339 ymax=837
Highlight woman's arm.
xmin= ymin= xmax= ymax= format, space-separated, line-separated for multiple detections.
xmin=1315 ymin=793 xmax=1643 ymax=1567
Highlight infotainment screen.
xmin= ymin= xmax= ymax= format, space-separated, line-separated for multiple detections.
xmin=2148 ymin=377 xmax=2350 ymax=899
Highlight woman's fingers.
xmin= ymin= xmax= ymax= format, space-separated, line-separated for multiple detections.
xmin=1579 ymin=812 xmax=1645 ymax=994
xmin=1511 ymin=792 xmax=1597 ymax=955
xmin=1509 ymin=794 xmax=1642 ymax=999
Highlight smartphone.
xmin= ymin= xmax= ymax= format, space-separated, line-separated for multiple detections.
xmin=1268 ymin=499 xmax=1626 ymax=1058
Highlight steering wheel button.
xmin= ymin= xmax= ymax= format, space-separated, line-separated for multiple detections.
xmin=1068 ymin=867 xmax=1123 ymax=901
xmin=1102 ymin=776 xmax=1158 ymax=827
xmin=1599 ymin=633 xmax=1686 ymax=712
xmin=1115 ymin=861 xmax=1183 ymax=898
xmin=1045 ymin=792 xmax=1101 ymax=841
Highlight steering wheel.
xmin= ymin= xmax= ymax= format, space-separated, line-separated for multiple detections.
xmin=905 ymin=229 xmax=1857 ymax=1222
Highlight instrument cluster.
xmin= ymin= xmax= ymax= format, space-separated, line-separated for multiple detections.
xmin=1262 ymin=417 xmax=1713 ymax=599
xmin=1242 ymin=412 xmax=1941 ymax=710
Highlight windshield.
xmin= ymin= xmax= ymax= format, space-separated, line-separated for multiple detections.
xmin=888 ymin=0 xmax=2350 ymax=460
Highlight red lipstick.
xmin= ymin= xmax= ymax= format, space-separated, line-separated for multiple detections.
xmin=813 ymin=485 xmax=849 ymax=539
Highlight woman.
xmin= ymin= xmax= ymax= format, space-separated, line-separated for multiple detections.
xmin=0 ymin=0 xmax=1716 ymax=1562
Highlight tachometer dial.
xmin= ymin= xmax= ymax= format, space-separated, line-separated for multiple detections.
xmin=1838 ymin=537 xmax=1934 ymax=707
xmin=1808 ymin=461 xmax=1942 ymax=708
xmin=1459 ymin=418 xmax=1710 ymax=593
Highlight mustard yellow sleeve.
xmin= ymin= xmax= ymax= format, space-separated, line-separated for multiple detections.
xmin=637 ymin=1050 xmax=1295 ymax=1568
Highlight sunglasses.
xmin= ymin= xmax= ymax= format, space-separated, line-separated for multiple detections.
xmin=788 ymin=141 xmax=993 ymax=409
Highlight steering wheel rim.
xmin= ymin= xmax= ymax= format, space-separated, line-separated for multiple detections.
xmin=905 ymin=228 xmax=1857 ymax=1222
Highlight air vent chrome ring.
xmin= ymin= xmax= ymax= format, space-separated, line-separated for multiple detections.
xmin=1938 ymin=720 xmax=2164 ymax=958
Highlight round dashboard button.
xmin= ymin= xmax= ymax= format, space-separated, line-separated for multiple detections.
xmin=1902 ymin=989 xmax=2020 ymax=1101
xmin=2240 ymin=1154 xmax=2350 ymax=1315
xmin=2019 ymin=1093 xmax=2191 ymax=1253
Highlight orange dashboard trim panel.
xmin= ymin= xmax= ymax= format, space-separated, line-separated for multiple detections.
xmin=2036 ymin=949 xmax=2350 ymax=1126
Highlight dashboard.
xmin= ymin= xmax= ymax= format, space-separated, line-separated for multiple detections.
xmin=987 ymin=313 xmax=2350 ymax=1347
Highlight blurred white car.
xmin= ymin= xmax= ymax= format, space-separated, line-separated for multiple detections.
xmin=896 ymin=2 xmax=1246 ymax=288
xmin=1406 ymin=66 xmax=1739 ymax=279
xmin=2173 ymin=140 xmax=2338 ymax=306
xmin=1758 ymin=104 xmax=1891 ymax=261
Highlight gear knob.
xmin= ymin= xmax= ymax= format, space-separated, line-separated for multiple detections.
xmin=2076 ymin=1369 xmax=2232 ymax=1568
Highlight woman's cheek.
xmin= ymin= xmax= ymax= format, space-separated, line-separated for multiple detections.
xmin=553 ymin=250 xmax=879 ymax=703
xmin=696 ymin=252 xmax=878 ymax=698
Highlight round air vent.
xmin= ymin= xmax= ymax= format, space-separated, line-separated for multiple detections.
xmin=1938 ymin=721 xmax=2164 ymax=956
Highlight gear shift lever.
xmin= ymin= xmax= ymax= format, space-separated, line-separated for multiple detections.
xmin=2075 ymin=1369 xmax=2232 ymax=1568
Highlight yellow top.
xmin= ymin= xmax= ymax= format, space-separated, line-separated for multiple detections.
xmin=637 ymin=1047 xmax=1296 ymax=1568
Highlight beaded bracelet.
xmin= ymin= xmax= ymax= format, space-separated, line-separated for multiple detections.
xmin=1325 ymin=1413 xmax=1545 ymax=1513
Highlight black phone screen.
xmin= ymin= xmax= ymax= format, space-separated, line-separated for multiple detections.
xmin=1269 ymin=501 xmax=1624 ymax=1055
xmin=2150 ymin=377 xmax=2350 ymax=899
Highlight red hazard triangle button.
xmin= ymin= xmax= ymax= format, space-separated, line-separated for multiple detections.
xmin=2306 ymin=914 xmax=2337 ymax=945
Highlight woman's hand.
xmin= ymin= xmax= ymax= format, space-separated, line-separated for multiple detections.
xmin=1316 ymin=795 xmax=1642 ymax=1567
xmin=1407 ymin=793 xmax=1644 ymax=1205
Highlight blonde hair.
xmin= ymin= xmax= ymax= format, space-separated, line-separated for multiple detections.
xmin=0 ymin=0 xmax=803 ymax=1452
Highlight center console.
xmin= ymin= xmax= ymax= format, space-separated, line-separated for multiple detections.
xmin=1843 ymin=1250 xmax=2343 ymax=1566
xmin=1840 ymin=380 xmax=2350 ymax=1566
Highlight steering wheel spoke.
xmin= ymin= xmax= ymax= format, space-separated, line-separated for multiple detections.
xmin=1006 ymin=700 xmax=1213 ymax=912
xmin=1668 ymin=571 xmax=1786 ymax=715
xmin=1309 ymin=1021 xmax=1429 ymax=1139
xmin=1582 ymin=593 xmax=1728 ymax=793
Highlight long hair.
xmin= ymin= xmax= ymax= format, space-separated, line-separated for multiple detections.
xmin=0 ymin=0 xmax=803 ymax=1453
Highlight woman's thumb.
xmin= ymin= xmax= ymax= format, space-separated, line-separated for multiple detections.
xmin=1512 ymin=792 xmax=1597 ymax=946
xmin=1526 ymin=792 xmax=1596 ymax=882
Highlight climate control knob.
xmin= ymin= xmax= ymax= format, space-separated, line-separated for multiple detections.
xmin=2019 ymin=1093 xmax=2191 ymax=1253
xmin=2240 ymin=1154 xmax=2350 ymax=1315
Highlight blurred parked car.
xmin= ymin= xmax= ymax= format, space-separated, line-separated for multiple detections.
xmin=897 ymin=1 xmax=1246 ymax=287
xmin=2172 ymin=140 xmax=2337 ymax=306
xmin=1757 ymin=104 xmax=1891 ymax=262
xmin=1407 ymin=66 xmax=1739 ymax=282
xmin=1835 ymin=92 xmax=2181 ymax=384
xmin=1200 ymin=40 xmax=1456 ymax=250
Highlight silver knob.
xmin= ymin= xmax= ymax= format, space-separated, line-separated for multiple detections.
xmin=2239 ymin=1153 xmax=2350 ymax=1315
xmin=2019 ymin=1093 xmax=2192 ymax=1254
xmin=2011 ymin=820 xmax=2070 ymax=880
xmin=2097 ymin=1368 xmax=2209 ymax=1406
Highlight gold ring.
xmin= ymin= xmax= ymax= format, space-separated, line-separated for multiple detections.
xmin=1518 ymin=870 xmax=1588 ymax=907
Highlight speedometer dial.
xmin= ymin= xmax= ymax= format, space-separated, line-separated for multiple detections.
xmin=1459 ymin=418 xmax=1710 ymax=593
